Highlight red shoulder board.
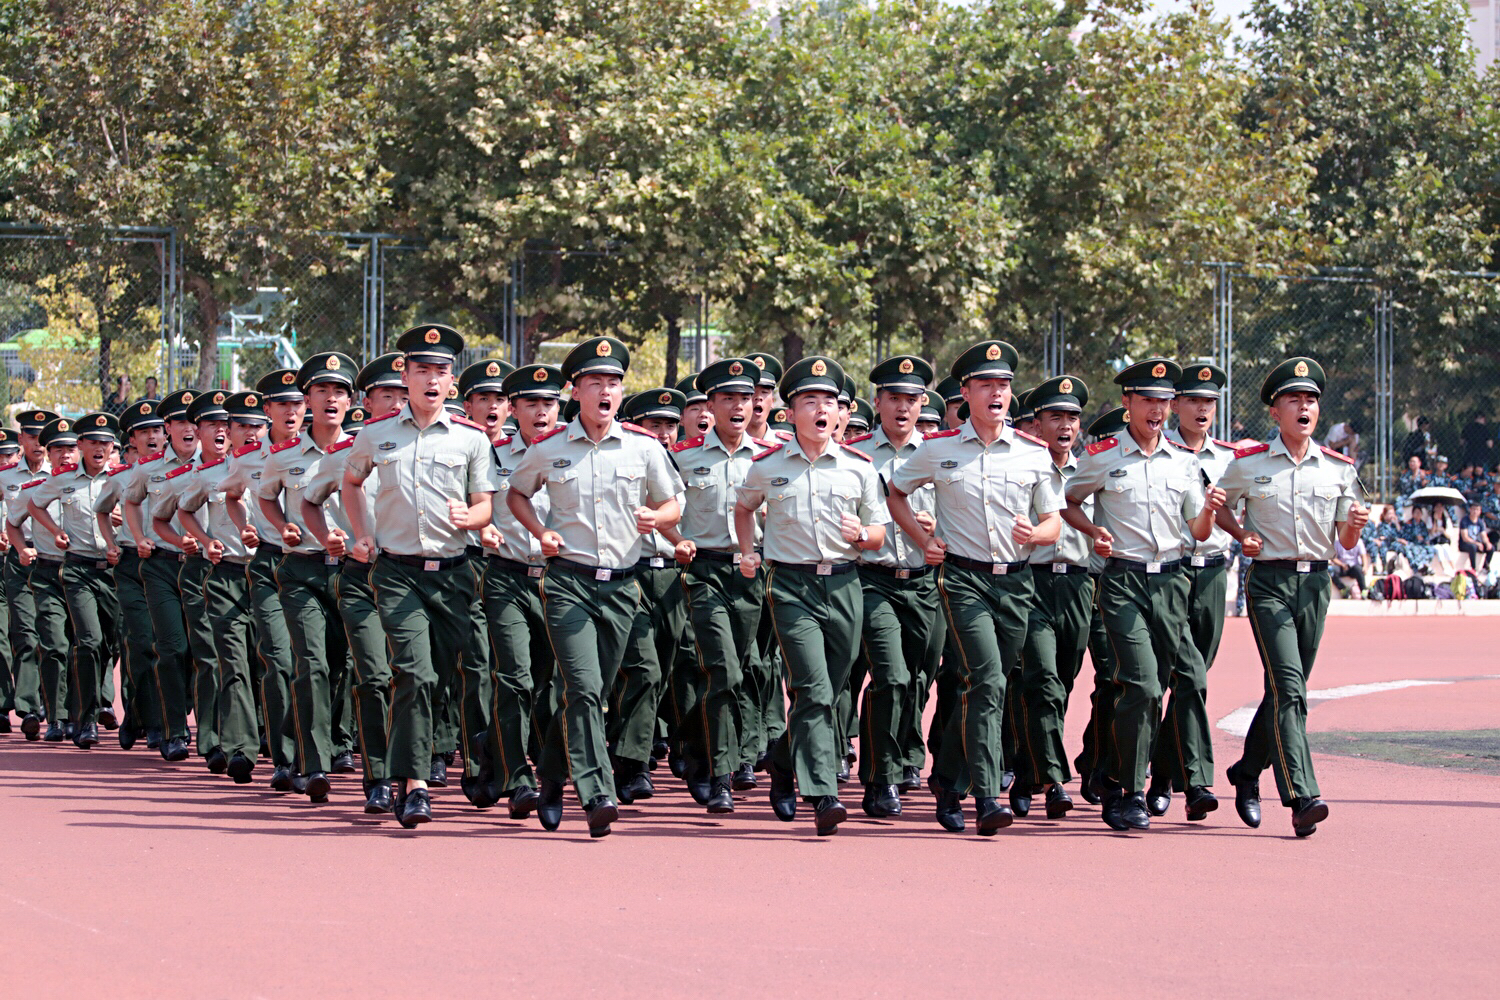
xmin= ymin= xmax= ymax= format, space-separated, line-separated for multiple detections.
xmin=621 ymin=421 xmax=656 ymax=437
xmin=21 ymin=478 xmax=45 ymax=490
xmin=270 ymin=436 xmax=301 ymax=454
xmin=533 ymin=425 xmax=567 ymax=445
xmin=752 ymin=437 xmax=773 ymax=449
xmin=1087 ymin=437 xmax=1118 ymax=456
xmin=774 ymin=429 xmax=794 ymax=441
xmin=51 ymin=463 xmax=78 ymax=476
xmin=107 ymin=463 xmax=133 ymax=477
xmin=232 ymin=441 xmax=262 ymax=458
xmin=926 ymin=428 xmax=961 ymax=439
xmin=363 ymin=410 xmax=399 ymax=425
xmin=753 ymin=444 xmax=784 ymax=461
xmin=1165 ymin=437 xmax=1194 ymax=452
xmin=1235 ymin=443 xmax=1271 ymax=459
xmin=494 ymin=435 xmax=513 ymax=448
xmin=1320 ymin=446 xmax=1355 ymax=464
xmin=0 ymin=461 xmax=16 ymax=474
xmin=198 ymin=457 xmax=225 ymax=470
xmin=671 ymin=435 xmax=704 ymax=453
xmin=140 ymin=452 xmax=164 ymax=464
xmin=844 ymin=432 xmax=873 ymax=445
xmin=1015 ymin=429 xmax=1046 ymax=447
xmin=328 ymin=439 xmax=355 ymax=454
xmin=1213 ymin=438 xmax=1234 ymax=449
xmin=452 ymin=416 xmax=485 ymax=432
xmin=839 ymin=442 xmax=872 ymax=461
xmin=165 ymin=463 xmax=192 ymax=480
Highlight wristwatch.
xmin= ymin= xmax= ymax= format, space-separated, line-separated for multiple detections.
xmin=857 ymin=526 xmax=869 ymax=545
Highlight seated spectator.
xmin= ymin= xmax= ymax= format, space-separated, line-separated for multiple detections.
xmin=1459 ymin=502 xmax=1493 ymax=571
xmin=1331 ymin=535 xmax=1367 ymax=598
xmin=1400 ymin=506 xmax=1439 ymax=573
xmin=1403 ymin=416 xmax=1435 ymax=468
xmin=1395 ymin=454 xmax=1428 ymax=516
xmin=1325 ymin=419 xmax=1360 ymax=465
xmin=1363 ymin=505 xmax=1408 ymax=573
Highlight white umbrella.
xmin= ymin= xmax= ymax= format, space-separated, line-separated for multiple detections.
xmin=1407 ymin=486 xmax=1468 ymax=506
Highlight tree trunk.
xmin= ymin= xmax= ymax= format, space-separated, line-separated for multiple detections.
xmin=919 ymin=319 xmax=942 ymax=368
xmin=782 ymin=330 xmax=804 ymax=367
xmin=98 ymin=332 xmax=113 ymax=408
xmin=663 ymin=312 xmax=681 ymax=388
xmin=184 ymin=273 xmax=222 ymax=390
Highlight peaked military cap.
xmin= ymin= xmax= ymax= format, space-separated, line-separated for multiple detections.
xmin=1088 ymin=405 xmax=1128 ymax=439
xmin=297 ymin=352 xmax=357 ymax=392
xmin=460 ymin=357 xmax=515 ymax=398
xmin=157 ymin=389 xmax=198 ymax=422
xmin=697 ymin=358 xmax=758 ymax=397
xmin=1030 ymin=374 xmax=1090 ymax=414
xmin=847 ymin=397 xmax=874 ymax=433
xmin=1260 ymin=356 xmax=1325 ymax=405
xmin=744 ymin=352 xmax=783 ymax=389
xmin=76 ymin=412 xmax=120 ymax=442
xmin=676 ymin=372 xmax=708 ymax=405
xmin=952 ymin=340 xmax=1019 ymax=382
xmin=768 ymin=406 xmax=793 ymax=432
xmin=1115 ymin=357 xmax=1181 ymax=399
xmin=561 ymin=336 xmax=629 ymax=383
xmin=562 ymin=397 xmax=581 ymax=423
xmin=778 ymin=356 xmax=845 ymax=401
xmin=839 ymin=373 xmax=857 ymax=406
xmin=343 ymin=405 xmax=368 ymax=433
xmin=17 ymin=408 xmax=61 ymax=433
xmin=185 ymin=389 xmax=231 ymax=423
xmin=1015 ymin=387 xmax=1036 ymax=422
xmin=870 ymin=355 xmax=934 ymax=395
xmin=39 ymin=417 xmax=79 ymax=448
xmin=255 ymin=368 xmax=303 ymax=403
xmin=623 ymin=388 xmax=685 ymax=423
xmin=1176 ymin=362 xmax=1227 ymax=399
xmin=0 ymin=428 xmax=19 ymax=452
xmin=919 ymin=390 xmax=944 ymax=425
xmin=396 ymin=323 xmax=464 ymax=365
xmin=357 ymin=353 xmax=406 ymax=392
xmin=225 ymin=391 xmax=270 ymax=425
xmin=120 ymin=399 xmax=165 ymax=433
xmin=503 ymin=364 xmax=566 ymax=400
xmin=936 ymin=376 xmax=964 ymax=404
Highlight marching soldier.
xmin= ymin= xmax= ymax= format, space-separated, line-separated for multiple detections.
xmin=1147 ymin=363 xmax=1235 ymax=820
xmin=1217 ymin=357 xmax=1367 ymax=837
xmin=342 ymin=323 xmax=498 ymax=829
xmin=846 ymin=355 xmax=943 ymax=819
xmin=0 ymin=429 xmax=18 ymax=734
xmin=1074 ymin=405 xmax=1126 ymax=802
xmin=916 ymin=391 xmax=943 ymax=436
xmin=736 ymin=356 xmax=888 ymax=836
xmin=1062 ymin=359 xmax=1225 ymax=831
xmin=176 ymin=391 xmax=268 ymax=784
xmin=677 ymin=374 xmax=713 ymax=440
xmin=742 ymin=352 xmax=782 ymax=444
xmin=935 ymin=377 xmax=964 ymax=430
xmin=886 ymin=341 xmax=1063 ymax=835
xmin=505 ymin=336 xmax=681 ymax=837
xmin=2 ymin=410 xmax=57 ymax=739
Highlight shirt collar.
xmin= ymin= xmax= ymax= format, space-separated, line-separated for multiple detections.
xmin=566 ymin=417 xmax=623 ymax=445
xmin=784 ymin=435 xmax=836 ymax=465
xmin=1118 ymin=430 xmax=1165 ymax=457
xmin=959 ymin=419 xmax=1014 ymax=447
xmin=708 ymin=429 xmax=756 ymax=456
xmin=1269 ymin=435 xmax=1320 ymax=464
xmin=398 ymin=403 xmax=456 ymax=433
xmin=874 ymin=427 xmax=919 ymax=454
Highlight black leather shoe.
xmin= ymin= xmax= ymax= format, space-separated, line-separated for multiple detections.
xmin=862 ymin=783 xmax=901 ymax=818
xmin=20 ymin=713 xmax=41 ymax=740
xmin=1001 ymin=769 xmax=1014 ymax=791
xmin=1120 ymin=792 xmax=1151 ymax=830
xmin=205 ymin=748 xmax=229 ymax=774
xmin=305 ymin=772 xmax=330 ymax=802
xmin=1009 ymin=783 xmax=1031 ymax=819
xmin=74 ymin=722 xmax=100 ymax=749
xmin=585 ymin=796 xmax=619 ymax=838
xmin=259 ymin=739 xmax=271 ymax=759
xmin=98 ymin=708 xmax=118 ymax=730
xmin=650 ymin=739 xmax=669 ymax=770
xmin=1080 ymin=770 xmax=1102 ymax=805
xmin=935 ymin=788 xmax=965 ymax=833
xmin=364 ymin=780 xmax=394 ymax=814
xmin=1045 ymin=783 xmax=1073 ymax=819
xmin=1228 ymin=766 xmax=1262 ymax=829
xmin=331 ymin=751 xmax=356 ymax=774
xmin=161 ymin=737 xmax=190 ymax=762
xmin=753 ymin=749 xmax=769 ymax=773
xmin=291 ymin=773 xmax=310 ymax=794
xmin=441 ymin=750 xmax=456 ymax=767
xmin=843 ymin=739 xmax=856 ymax=765
xmin=145 ymin=728 xmax=162 ymax=750
xmin=814 ymin=795 xmax=847 ymax=836
xmin=684 ymin=756 xmax=713 ymax=806
xmin=507 ymin=784 xmax=539 ymax=820
xmin=619 ymin=768 xmax=655 ymax=805
xmin=0 ymin=714 xmax=9 ymax=734
xmin=43 ymin=722 xmax=65 ymax=742
xmin=1292 ymin=797 xmax=1328 ymax=837
xmin=668 ymin=745 xmax=689 ymax=779
xmin=227 ymin=752 xmax=254 ymax=784
xmin=1101 ymin=789 xmax=1130 ymax=831
xmin=269 ymin=765 xmax=294 ymax=792
xmin=428 ymin=756 xmax=448 ymax=787
xmin=768 ymin=761 xmax=797 ymax=822
xmin=731 ymin=762 xmax=757 ymax=791
xmin=706 ymin=775 xmax=735 ymax=814
xmin=118 ymin=726 xmax=137 ymax=750
xmin=836 ymin=757 xmax=851 ymax=785
xmin=1185 ymin=786 xmax=1219 ymax=821
xmin=537 ymin=778 xmax=565 ymax=831
xmin=396 ymin=787 xmax=432 ymax=829
xmin=63 ymin=721 xmax=78 ymax=741
xmin=976 ymin=796 xmax=1015 ymax=836
xmin=461 ymin=773 xmax=500 ymax=809
xmin=1146 ymin=784 xmax=1171 ymax=817
xmin=898 ymin=765 xmax=922 ymax=794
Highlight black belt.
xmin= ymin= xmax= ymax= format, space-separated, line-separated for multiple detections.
xmin=1034 ymin=562 xmax=1090 ymax=576
xmin=1257 ymin=559 xmax=1329 ymax=573
xmin=769 ymin=560 xmax=857 ymax=577
xmin=548 ymin=557 xmax=636 ymax=582
xmin=256 ymin=541 xmax=283 ymax=556
xmin=382 ymin=551 xmax=467 ymax=572
xmin=1186 ymin=554 xmax=1228 ymax=569
xmin=32 ymin=556 xmax=63 ymax=569
xmin=1106 ymin=557 xmax=1183 ymax=574
xmin=861 ymin=562 xmax=934 ymax=580
xmin=143 ymin=547 xmax=183 ymax=562
xmin=283 ymin=549 xmax=342 ymax=566
xmin=466 ymin=545 xmax=485 ymax=560
xmin=694 ymin=548 xmax=751 ymax=565
xmin=488 ymin=555 xmax=544 ymax=579
xmin=637 ymin=556 xmax=673 ymax=571
xmin=944 ymin=555 xmax=1029 ymax=576
xmin=64 ymin=553 xmax=111 ymax=569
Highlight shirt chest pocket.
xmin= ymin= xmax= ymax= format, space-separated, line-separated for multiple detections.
xmin=376 ymin=458 xmax=401 ymax=493
xmin=1249 ymin=487 xmax=1283 ymax=522
xmin=826 ymin=483 xmax=860 ymax=519
xmin=615 ymin=465 xmax=645 ymax=507
xmin=431 ymin=452 xmax=467 ymax=493
xmin=550 ymin=471 xmax=581 ymax=511
xmin=768 ymin=490 xmax=799 ymax=526
xmin=1309 ymin=484 xmax=1342 ymax=523
xmin=1148 ymin=477 xmax=1191 ymax=512
xmin=936 ymin=471 xmax=969 ymax=510
xmin=1003 ymin=472 xmax=1035 ymax=512
xmin=687 ymin=477 xmax=719 ymax=513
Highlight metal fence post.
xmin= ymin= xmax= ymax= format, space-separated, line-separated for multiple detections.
xmin=1211 ymin=263 xmax=1234 ymax=441
xmin=1374 ymin=287 xmax=1393 ymax=499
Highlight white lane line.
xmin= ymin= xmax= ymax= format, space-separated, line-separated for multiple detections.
xmin=1215 ymin=675 xmax=1500 ymax=737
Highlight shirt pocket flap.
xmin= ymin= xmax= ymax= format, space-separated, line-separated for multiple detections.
xmin=434 ymin=452 xmax=466 ymax=469
xmin=1313 ymin=485 xmax=1342 ymax=499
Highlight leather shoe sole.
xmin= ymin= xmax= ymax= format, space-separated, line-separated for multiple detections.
xmin=305 ymin=773 xmax=331 ymax=803
xmin=98 ymin=709 xmax=118 ymax=730
xmin=586 ymin=800 xmax=619 ymax=838
xmin=815 ymin=799 xmax=847 ymax=836
xmin=227 ymin=754 xmax=254 ymax=784
xmin=508 ymin=786 xmax=540 ymax=820
xmin=1292 ymin=798 xmax=1328 ymax=835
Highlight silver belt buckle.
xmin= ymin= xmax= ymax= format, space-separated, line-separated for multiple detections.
xmin=731 ymin=552 xmax=743 ymax=565
xmin=1052 ymin=562 xmax=1068 ymax=574
xmin=649 ymin=557 xmax=665 ymax=569
xmin=895 ymin=568 xmax=911 ymax=580
xmin=527 ymin=566 xmax=543 ymax=578
xmin=1296 ymin=560 xmax=1311 ymax=573
xmin=325 ymin=555 xmax=340 ymax=566
xmin=595 ymin=567 xmax=613 ymax=582
xmin=1146 ymin=561 xmax=1163 ymax=573
xmin=993 ymin=562 xmax=1008 ymax=575
xmin=423 ymin=559 xmax=440 ymax=572
xmin=1191 ymin=555 xmax=1206 ymax=568
xmin=816 ymin=562 xmax=832 ymax=576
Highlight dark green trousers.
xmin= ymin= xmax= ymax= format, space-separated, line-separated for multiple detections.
xmin=1074 ymin=578 xmax=1114 ymax=780
xmin=373 ymin=557 xmax=475 ymax=783
xmin=1238 ymin=565 xmax=1329 ymax=806
xmin=276 ymin=553 xmax=350 ymax=775
xmin=537 ymin=565 xmax=640 ymax=803
xmin=663 ymin=618 xmax=698 ymax=747
xmin=1152 ymin=560 xmax=1227 ymax=791
xmin=140 ymin=550 xmax=191 ymax=740
xmin=933 ymin=562 xmax=1032 ymax=798
xmin=0 ymin=559 xmax=12 ymax=716
xmin=112 ymin=548 xmax=160 ymax=734
xmin=857 ymin=567 xmax=942 ymax=786
xmin=683 ymin=557 xmax=764 ymax=777
xmin=248 ymin=546 xmax=297 ymax=768
xmin=926 ymin=630 xmax=962 ymax=765
xmin=611 ymin=562 xmax=682 ymax=767
xmin=1017 ymin=569 xmax=1095 ymax=788
xmin=30 ymin=558 xmax=72 ymax=724
xmin=742 ymin=605 xmax=785 ymax=758
xmin=5 ymin=552 xmax=42 ymax=718
xmin=177 ymin=557 xmax=217 ymax=755
xmin=333 ymin=557 xmax=391 ymax=784
xmin=766 ymin=565 xmax=861 ymax=799
xmin=61 ymin=559 xmax=118 ymax=728
xmin=204 ymin=560 xmax=258 ymax=761
xmin=483 ymin=559 xmax=554 ymax=793
xmin=1097 ymin=565 xmax=1189 ymax=793
xmin=452 ymin=551 xmax=492 ymax=779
